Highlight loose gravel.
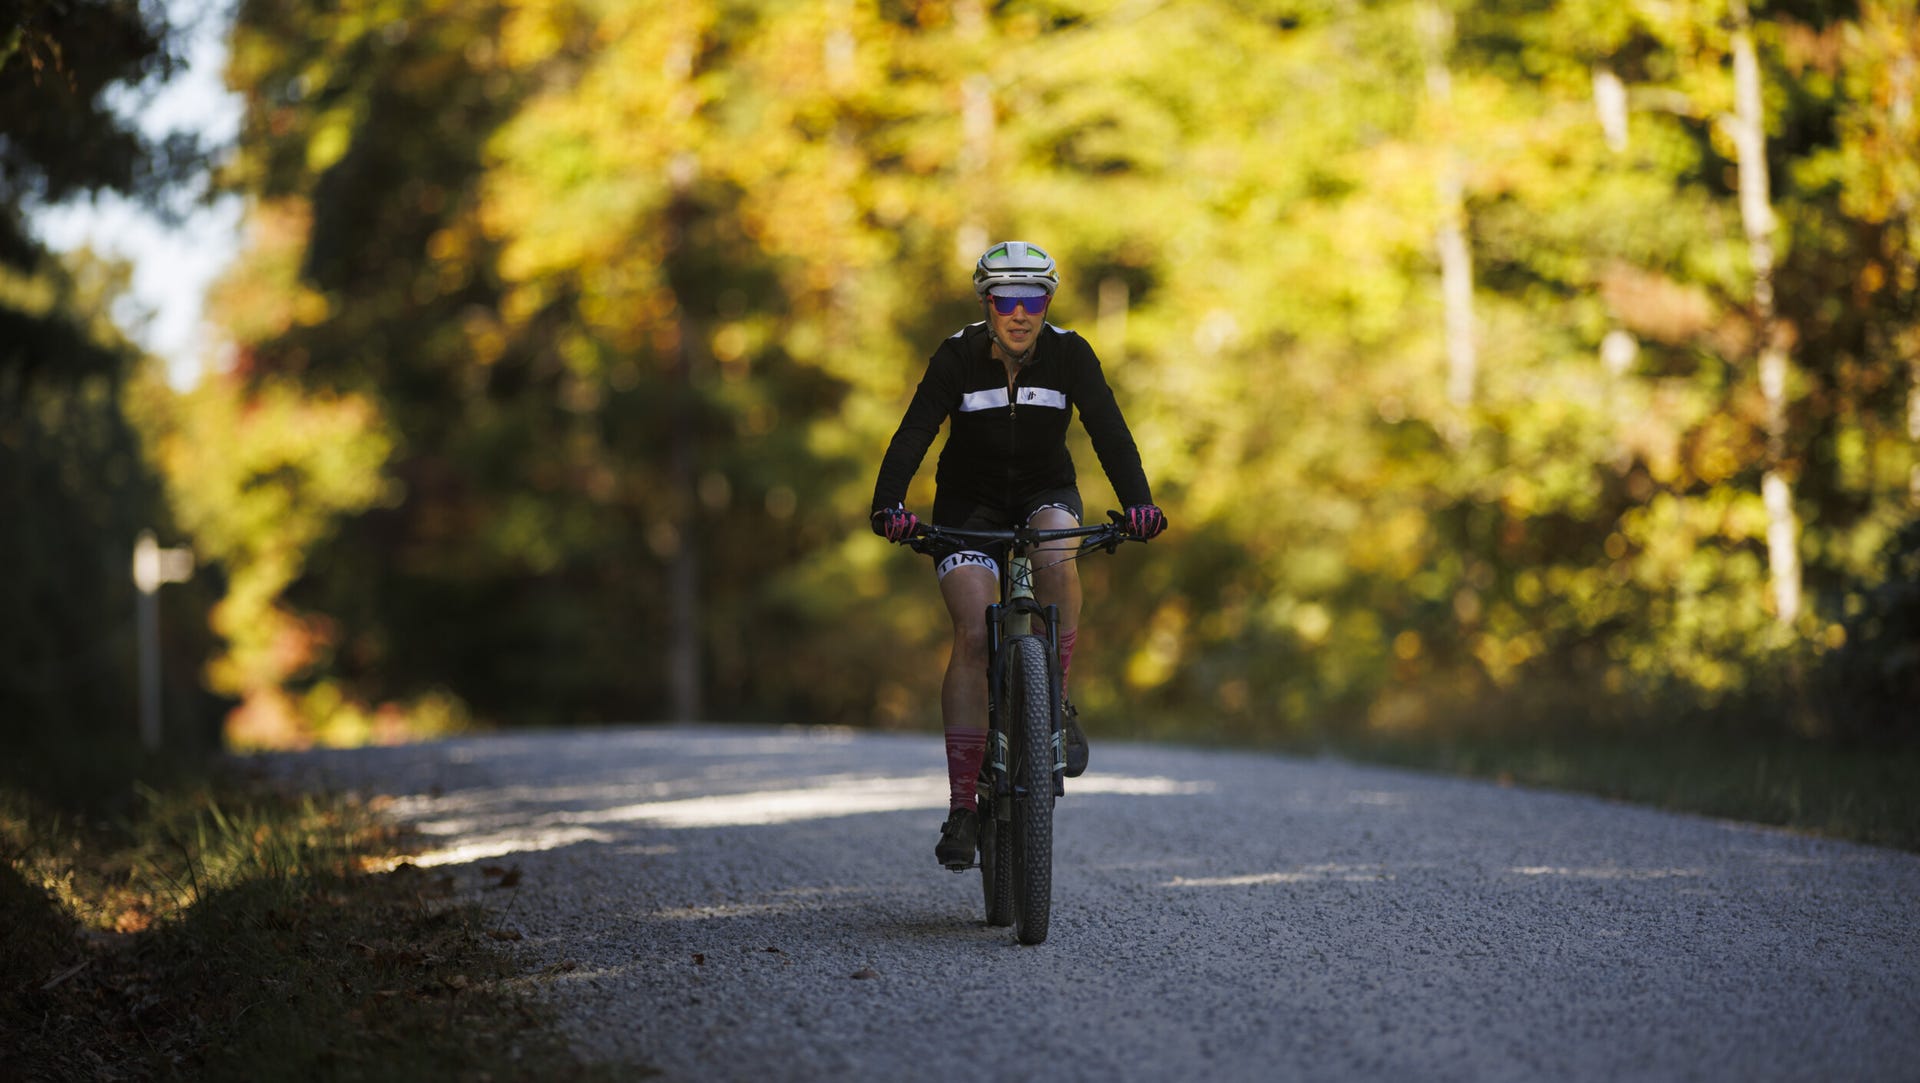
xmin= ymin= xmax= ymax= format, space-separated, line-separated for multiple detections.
xmin=269 ymin=724 xmax=1920 ymax=1082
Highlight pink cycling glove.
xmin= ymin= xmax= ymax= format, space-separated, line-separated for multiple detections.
xmin=1124 ymin=504 xmax=1167 ymax=540
xmin=871 ymin=506 xmax=920 ymax=542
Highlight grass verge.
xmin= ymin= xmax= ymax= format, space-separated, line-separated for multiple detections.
xmin=1 ymin=755 xmax=644 ymax=1081
xmin=1325 ymin=727 xmax=1920 ymax=853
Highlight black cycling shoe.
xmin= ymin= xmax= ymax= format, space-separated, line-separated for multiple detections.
xmin=1062 ymin=702 xmax=1089 ymax=778
xmin=935 ymin=806 xmax=979 ymax=869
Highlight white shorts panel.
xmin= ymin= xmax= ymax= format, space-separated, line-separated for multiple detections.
xmin=935 ymin=549 xmax=999 ymax=581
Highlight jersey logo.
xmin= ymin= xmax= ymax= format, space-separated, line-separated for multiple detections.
xmin=1016 ymin=387 xmax=1067 ymax=409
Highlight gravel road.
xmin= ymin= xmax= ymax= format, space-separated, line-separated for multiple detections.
xmin=269 ymin=724 xmax=1920 ymax=1082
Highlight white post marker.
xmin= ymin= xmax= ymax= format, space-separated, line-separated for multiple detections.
xmin=133 ymin=531 xmax=195 ymax=751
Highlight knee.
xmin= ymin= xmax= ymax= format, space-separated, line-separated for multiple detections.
xmin=950 ymin=623 xmax=990 ymax=664
xmin=1033 ymin=554 xmax=1080 ymax=595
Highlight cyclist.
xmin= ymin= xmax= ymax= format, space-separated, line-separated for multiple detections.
xmin=870 ymin=240 xmax=1166 ymax=868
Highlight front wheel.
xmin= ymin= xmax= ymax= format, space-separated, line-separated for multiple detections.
xmin=1005 ymin=634 xmax=1054 ymax=945
xmin=979 ymin=790 xmax=1013 ymax=927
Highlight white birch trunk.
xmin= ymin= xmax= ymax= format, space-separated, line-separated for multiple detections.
xmin=1727 ymin=2 xmax=1802 ymax=627
xmin=1420 ymin=2 xmax=1477 ymax=409
xmin=1593 ymin=64 xmax=1629 ymax=153
xmin=1897 ymin=55 xmax=1920 ymax=507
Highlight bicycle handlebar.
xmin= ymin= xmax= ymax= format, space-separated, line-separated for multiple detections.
xmin=903 ymin=510 xmax=1145 ymax=556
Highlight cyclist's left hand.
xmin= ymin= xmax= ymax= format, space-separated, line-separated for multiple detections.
xmin=871 ymin=506 xmax=920 ymax=542
xmin=1125 ymin=503 xmax=1167 ymax=540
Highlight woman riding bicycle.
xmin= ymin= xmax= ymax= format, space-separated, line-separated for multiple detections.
xmin=870 ymin=240 xmax=1167 ymax=868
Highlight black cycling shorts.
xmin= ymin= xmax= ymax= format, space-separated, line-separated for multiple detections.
xmin=929 ymin=486 xmax=1082 ymax=580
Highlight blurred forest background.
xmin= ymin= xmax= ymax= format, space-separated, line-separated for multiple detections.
xmin=6 ymin=0 xmax=1919 ymax=765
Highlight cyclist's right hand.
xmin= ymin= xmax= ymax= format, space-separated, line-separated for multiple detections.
xmin=870 ymin=506 xmax=920 ymax=542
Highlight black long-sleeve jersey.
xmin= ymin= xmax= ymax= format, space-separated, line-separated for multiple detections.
xmin=871 ymin=321 xmax=1153 ymax=522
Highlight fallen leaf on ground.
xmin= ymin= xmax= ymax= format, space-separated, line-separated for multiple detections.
xmin=481 ymin=865 xmax=523 ymax=888
xmin=851 ymin=967 xmax=880 ymax=980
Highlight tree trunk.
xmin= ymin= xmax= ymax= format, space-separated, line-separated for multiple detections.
xmin=1420 ymin=2 xmax=1477 ymax=410
xmin=956 ymin=2 xmax=992 ymax=263
xmin=1727 ymin=1 xmax=1802 ymax=627
xmin=1592 ymin=63 xmax=1629 ymax=153
xmin=1910 ymin=355 xmax=1920 ymax=507
xmin=1899 ymin=57 xmax=1920 ymax=508
xmin=665 ymin=156 xmax=703 ymax=722
xmin=957 ymin=73 xmax=993 ymax=264
xmin=1098 ymin=276 xmax=1130 ymax=361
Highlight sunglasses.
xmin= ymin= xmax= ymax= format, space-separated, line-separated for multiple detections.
xmin=989 ymin=293 xmax=1051 ymax=316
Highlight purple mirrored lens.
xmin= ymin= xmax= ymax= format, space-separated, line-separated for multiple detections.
xmin=990 ymin=293 xmax=1050 ymax=316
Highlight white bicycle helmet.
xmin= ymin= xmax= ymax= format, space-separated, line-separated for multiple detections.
xmin=972 ymin=241 xmax=1059 ymax=298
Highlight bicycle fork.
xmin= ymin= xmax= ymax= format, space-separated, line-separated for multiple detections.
xmin=984 ymin=602 xmax=1011 ymax=815
xmin=984 ymin=598 xmax=1067 ymax=808
xmin=1042 ymin=602 xmax=1065 ymax=797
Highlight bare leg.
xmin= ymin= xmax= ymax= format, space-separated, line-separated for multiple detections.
xmin=1028 ymin=505 xmax=1090 ymax=775
xmin=1027 ymin=505 xmax=1083 ymax=676
xmin=939 ymin=565 xmax=997 ymax=809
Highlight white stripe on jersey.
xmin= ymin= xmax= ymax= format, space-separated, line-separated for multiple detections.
xmin=949 ymin=324 xmax=1074 ymax=412
xmin=960 ymin=387 xmax=1010 ymax=412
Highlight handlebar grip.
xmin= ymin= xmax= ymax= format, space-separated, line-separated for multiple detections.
xmin=1104 ymin=508 xmax=1146 ymax=543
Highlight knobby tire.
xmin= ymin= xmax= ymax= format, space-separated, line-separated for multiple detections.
xmin=980 ymin=798 xmax=1013 ymax=926
xmin=1005 ymin=634 xmax=1054 ymax=945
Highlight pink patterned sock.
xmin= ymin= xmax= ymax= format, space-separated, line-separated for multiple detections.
xmin=946 ymin=727 xmax=988 ymax=809
xmin=1058 ymin=628 xmax=1078 ymax=691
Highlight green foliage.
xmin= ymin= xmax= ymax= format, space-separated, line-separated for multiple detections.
xmin=1818 ymin=517 xmax=1920 ymax=739
xmin=141 ymin=370 xmax=400 ymax=747
xmin=0 ymin=0 xmax=204 ymax=215
xmin=1340 ymin=725 xmax=1920 ymax=852
xmin=187 ymin=0 xmax=1920 ymax=746
xmin=0 ymin=248 xmax=196 ymax=757
xmin=2 ymin=0 xmax=223 ymax=761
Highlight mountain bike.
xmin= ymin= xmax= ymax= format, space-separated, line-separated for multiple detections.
xmin=904 ymin=512 xmax=1141 ymax=945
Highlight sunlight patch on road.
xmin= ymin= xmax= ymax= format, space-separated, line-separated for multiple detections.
xmin=381 ymin=769 xmax=1217 ymax=860
xmin=579 ymin=774 xmax=950 ymax=827
xmin=1509 ymin=865 xmax=1705 ymax=880
xmin=648 ymin=901 xmax=813 ymax=922
xmin=647 ymin=885 xmax=869 ymax=922
xmin=531 ymin=772 xmax=1211 ymax=828
xmin=1166 ymin=863 xmax=1393 ymax=887
xmin=399 ymin=825 xmax=617 ymax=868
xmin=1073 ymin=775 xmax=1215 ymax=796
